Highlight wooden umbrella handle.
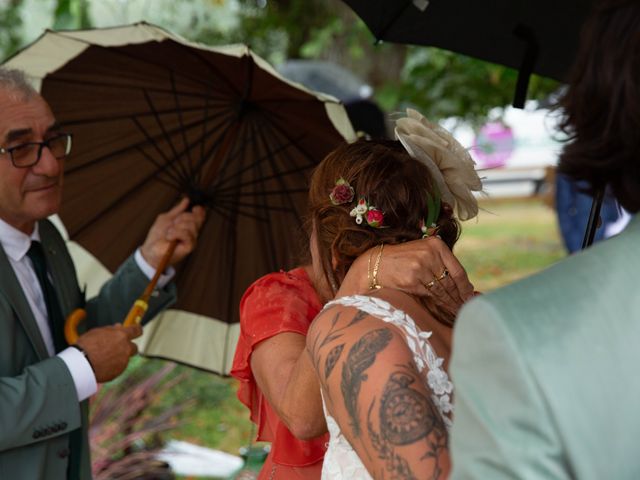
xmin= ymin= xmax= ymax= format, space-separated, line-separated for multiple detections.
xmin=63 ymin=240 xmax=178 ymax=343
xmin=64 ymin=308 xmax=86 ymax=345
xmin=123 ymin=239 xmax=178 ymax=326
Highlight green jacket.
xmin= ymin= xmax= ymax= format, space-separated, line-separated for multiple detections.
xmin=0 ymin=219 xmax=176 ymax=479
xmin=450 ymin=214 xmax=640 ymax=480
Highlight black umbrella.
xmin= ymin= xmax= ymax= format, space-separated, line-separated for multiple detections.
xmin=342 ymin=0 xmax=594 ymax=106
xmin=343 ymin=0 xmax=602 ymax=248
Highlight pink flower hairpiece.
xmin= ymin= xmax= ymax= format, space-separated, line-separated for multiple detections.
xmin=350 ymin=197 xmax=385 ymax=228
xmin=330 ymin=178 xmax=355 ymax=205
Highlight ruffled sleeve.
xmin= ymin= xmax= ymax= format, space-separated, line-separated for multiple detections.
xmin=230 ymin=267 xmax=327 ymax=466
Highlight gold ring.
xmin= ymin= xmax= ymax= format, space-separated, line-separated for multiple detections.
xmin=436 ymin=268 xmax=449 ymax=281
xmin=422 ymin=279 xmax=436 ymax=290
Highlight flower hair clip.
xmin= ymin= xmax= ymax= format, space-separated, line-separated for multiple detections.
xmin=350 ymin=197 xmax=385 ymax=228
xmin=330 ymin=178 xmax=355 ymax=205
xmin=395 ymin=109 xmax=483 ymax=221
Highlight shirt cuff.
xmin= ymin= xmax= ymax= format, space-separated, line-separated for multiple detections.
xmin=58 ymin=347 xmax=98 ymax=402
xmin=134 ymin=248 xmax=175 ymax=288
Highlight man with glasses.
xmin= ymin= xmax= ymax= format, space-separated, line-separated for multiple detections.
xmin=0 ymin=67 xmax=205 ymax=480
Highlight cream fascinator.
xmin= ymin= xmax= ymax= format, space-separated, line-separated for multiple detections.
xmin=395 ymin=109 xmax=483 ymax=221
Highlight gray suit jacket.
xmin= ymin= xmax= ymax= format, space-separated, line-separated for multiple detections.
xmin=450 ymin=214 xmax=640 ymax=479
xmin=0 ymin=219 xmax=176 ymax=479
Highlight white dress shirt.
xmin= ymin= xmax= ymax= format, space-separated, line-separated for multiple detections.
xmin=0 ymin=217 xmax=173 ymax=401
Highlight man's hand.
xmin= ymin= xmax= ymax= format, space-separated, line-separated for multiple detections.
xmin=75 ymin=324 xmax=143 ymax=383
xmin=339 ymin=236 xmax=475 ymax=319
xmin=140 ymin=198 xmax=206 ymax=270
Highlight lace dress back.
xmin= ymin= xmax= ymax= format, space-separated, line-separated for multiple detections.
xmin=320 ymin=295 xmax=453 ymax=480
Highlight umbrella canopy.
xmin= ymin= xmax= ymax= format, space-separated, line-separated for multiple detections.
xmin=343 ymin=0 xmax=595 ymax=105
xmin=5 ymin=23 xmax=354 ymax=375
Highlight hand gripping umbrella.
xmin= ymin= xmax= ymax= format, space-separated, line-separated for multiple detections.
xmin=342 ymin=0 xmax=603 ymax=248
xmin=5 ymin=23 xmax=354 ymax=374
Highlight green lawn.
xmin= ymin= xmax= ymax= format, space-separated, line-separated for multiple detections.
xmin=455 ymin=198 xmax=566 ymax=291
xmin=100 ymin=198 xmax=568 ymax=477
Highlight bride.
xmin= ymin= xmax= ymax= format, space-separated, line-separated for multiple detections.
xmin=305 ymin=110 xmax=481 ymax=479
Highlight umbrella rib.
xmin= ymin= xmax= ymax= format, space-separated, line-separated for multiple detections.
xmin=66 ymin=116 xmax=232 ymax=238
xmin=215 ymin=187 xmax=310 ymax=198
xmin=65 ymin=159 xmax=181 ymax=239
xmin=247 ymin=120 xmax=279 ymax=268
xmin=58 ymin=102 xmax=225 ymax=128
xmin=198 ymin=95 xmax=211 ymax=181
xmin=169 ymin=71 xmax=195 ymax=173
xmin=59 ymin=39 xmax=243 ymax=96
xmin=214 ymin=198 xmax=297 ymax=213
xmin=187 ymin=110 xmax=241 ymax=191
xmin=213 ymin=167 xmax=310 ymax=196
xmin=130 ymin=114 xmax=190 ymax=185
xmin=205 ymin=133 xmax=305 ymax=192
xmin=64 ymin=110 xmax=228 ymax=176
xmin=252 ymin=112 xmax=320 ymax=170
xmin=132 ymin=145 xmax=188 ymax=190
xmin=173 ymin=43 xmax=245 ymax=99
xmin=196 ymin=56 xmax=254 ymax=193
xmin=204 ymin=122 xmax=246 ymax=192
xmin=140 ymin=89 xmax=192 ymax=183
xmin=253 ymin=118 xmax=307 ymax=232
xmin=373 ymin=0 xmax=414 ymax=41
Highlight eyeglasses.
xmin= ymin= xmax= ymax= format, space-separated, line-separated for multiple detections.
xmin=0 ymin=133 xmax=73 ymax=168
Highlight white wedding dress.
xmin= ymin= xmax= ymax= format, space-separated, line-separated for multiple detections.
xmin=319 ymin=295 xmax=453 ymax=480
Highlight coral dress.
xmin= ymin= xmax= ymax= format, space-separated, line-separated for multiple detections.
xmin=231 ymin=267 xmax=329 ymax=480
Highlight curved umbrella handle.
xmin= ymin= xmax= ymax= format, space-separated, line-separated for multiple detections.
xmin=64 ymin=308 xmax=87 ymax=345
xmin=64 ymin=239 xmax=179 ymax=342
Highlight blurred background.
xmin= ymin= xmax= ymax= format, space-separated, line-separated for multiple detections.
xmin=1 ymin=1 xmax=577 ymax=478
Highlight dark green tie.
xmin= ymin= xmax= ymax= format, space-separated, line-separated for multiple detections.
xmin=27 ymin=241 xmax=82 ymax=480
xmin=26 ymin=241 xmax=67 ymax=353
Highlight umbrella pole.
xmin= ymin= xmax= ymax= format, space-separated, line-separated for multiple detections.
xmin=123 ymin=240 xmax=178 ymax=327
xmin=581 ymin=187 xmax=605 ymax=250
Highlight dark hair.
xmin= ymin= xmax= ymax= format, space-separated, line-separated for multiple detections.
xmin=308 ymin=138 xmax=460 ymax=294
xmin=557 ymin=0 xmax=640 ymax=213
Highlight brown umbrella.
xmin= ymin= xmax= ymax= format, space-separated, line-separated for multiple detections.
xmin=5 ymin=23 xmax=354 ymax=375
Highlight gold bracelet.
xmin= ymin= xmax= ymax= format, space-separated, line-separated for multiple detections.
xmin=371 ymin=243 xmax=384 ymax=289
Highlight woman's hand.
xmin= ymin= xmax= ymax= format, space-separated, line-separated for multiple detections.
xmin=338 ymin=237 xmax=474 ymax=319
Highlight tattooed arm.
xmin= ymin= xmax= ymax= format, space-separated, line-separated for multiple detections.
xmin=307 ymin=305 xmax=450 ymax=479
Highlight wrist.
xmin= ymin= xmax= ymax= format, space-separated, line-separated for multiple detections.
xmin=70 ymin=344 xmax=95 ymax=373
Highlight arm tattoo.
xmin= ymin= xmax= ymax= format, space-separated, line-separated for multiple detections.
xmin=309 ymin=309 xmax=369 ymax=375
xmin=367 ymin=369 xmax=448 ymax=480
xmin=340 ymin=328 xmax=393 ymax=437
xmin=325 ymin=344 xmax=344 ymax=379
xmin=380 ymin=372 xmax=435 ymax=444
xmin=322 ymin=309 xmax=370 ymax=380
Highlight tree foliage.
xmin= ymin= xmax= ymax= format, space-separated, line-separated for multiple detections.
xmin=0 ymin=0 xmax=23 ymax=61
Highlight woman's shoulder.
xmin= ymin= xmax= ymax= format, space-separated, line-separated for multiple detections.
xmin=322 ymin=290 xmax=423 ymax=331
xmin=245 ymin=267 xmax=313 ymax=294
xmin=307 ymin=292 xmax=413 ymax=351
xmin=240 ymin=267 xmax=321 ymax=313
